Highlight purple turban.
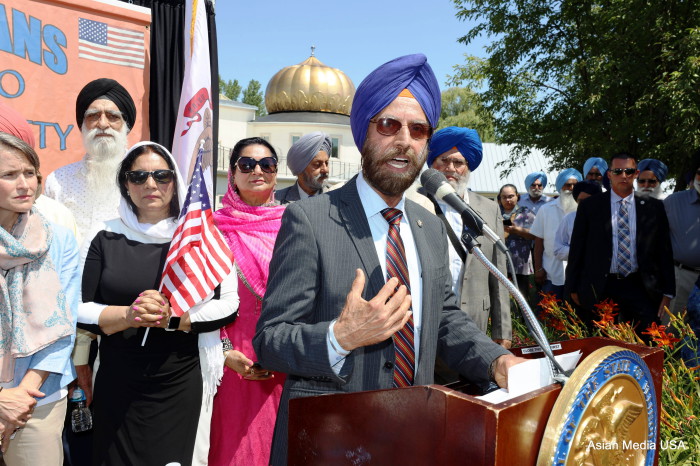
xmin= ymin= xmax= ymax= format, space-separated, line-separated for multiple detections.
xmin=583 ymin=157 xmax=608 ymax=177
xmin=556 ymin=168 xmax=583 ymax=192
xmin=0 ymin=101 xmax=35 ymax=148
xmin=350 ymin=54 xmax=441 ymax=150
xmin=525 ymin=171 xmax=548 ymax=190
xmin=638 ymin=159 xmax=668 ymax=182
xmin=427 ymin=127 xmax=483 ymax=171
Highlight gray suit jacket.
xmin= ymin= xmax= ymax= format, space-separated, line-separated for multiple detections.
xmin=254 ymin=176 xmax=509 ymax=465
xmin=415 ymin=189 xmax=512 ymax=340
xmin=274 ymin=182 xmax=302 ymax=205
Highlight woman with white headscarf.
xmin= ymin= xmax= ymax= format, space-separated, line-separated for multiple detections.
xmin=78 ymin=142 xmax=238 ymax=465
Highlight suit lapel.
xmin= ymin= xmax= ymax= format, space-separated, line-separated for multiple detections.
xmin=337 ymin=177 xmax=384 ymax=297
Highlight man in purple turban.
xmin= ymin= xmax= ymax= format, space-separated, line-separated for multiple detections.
xmin=255 ymin=54 xmax=525 ymax=465
xmin=636 ymin=158 xmax=668 ymax=199
xmin=418 ymin=127 xmax=512 ymax=364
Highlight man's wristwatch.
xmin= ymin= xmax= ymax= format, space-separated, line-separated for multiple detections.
xmin=165 ymin=316 xmax=181 ymax=331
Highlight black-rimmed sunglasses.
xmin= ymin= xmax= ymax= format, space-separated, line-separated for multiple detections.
xmin=369 ymin=117 xmax=433 ymax=140
xmin=125 ymin=170 xmax=175 ymax=185
xmin=610 ymin=168 xmax=637 ymax=176
xmin=236 ymin=157 xmax=278 ymax=174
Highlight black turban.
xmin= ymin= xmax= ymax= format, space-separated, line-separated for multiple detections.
xmin=75 ymin=78 xmax=136 ymax=130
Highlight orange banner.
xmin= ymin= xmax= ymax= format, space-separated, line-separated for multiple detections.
xmin=0 ymin=0 xmax=150 ymax=175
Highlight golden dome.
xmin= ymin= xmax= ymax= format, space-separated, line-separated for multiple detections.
xmin=265 ymin=55 xmax=355 ymax=115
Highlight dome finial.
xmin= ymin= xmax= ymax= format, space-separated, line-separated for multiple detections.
xmin=311 ymin=45 xmax=316 ymax=57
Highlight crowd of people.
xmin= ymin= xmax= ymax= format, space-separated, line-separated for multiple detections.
xmin=0 ymin=51 xmax=698 ymax=466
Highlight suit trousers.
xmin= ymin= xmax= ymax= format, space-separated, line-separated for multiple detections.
xmin=603 ymin=273 xmax=659 ymax=336
xmin=3 ymin=397 xmax=67 ymax=466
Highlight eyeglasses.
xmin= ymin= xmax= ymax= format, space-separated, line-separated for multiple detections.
xmin=436 ymin=156 xmax=467 ymax=169
xmin=125 ymin=170 xmax=175 ymax=185
xmin=637 ymin=178 xmax=658 ymax=186
xmin=369 ymin=117 xmax=433 ymax=140
xmin=530 ymin=183 xmax=543 ymax=189
xmin=236 ymin=157 xmax=278 ymax=174
xmin=84 ymin=110 xmax=124 ymax=126
xmin=610 ymin=168 xmax=637 ymax=176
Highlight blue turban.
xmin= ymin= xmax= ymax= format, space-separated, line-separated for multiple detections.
xmin=350 ymin=54 xmax=441 ymax=150
xmin=556 ymin=168 xmax=583 ymax=192
xmin=583 ymin=157 xmax=608 ymax=177
xmin=426 ymin=127 xmax=483 ymax=171
xmin=638 ymin=159 xmax=668 ymax=182
xmin=525 ymin=171 xmax=548 ymax=191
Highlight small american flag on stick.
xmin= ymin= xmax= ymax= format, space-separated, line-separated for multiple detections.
xmin=159 ymin=145 xmax=233 ymax=316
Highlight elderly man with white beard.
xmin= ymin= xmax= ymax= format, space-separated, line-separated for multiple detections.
xmin=44 ymin=78 xmax=135 ymax=241
xmin=636 ymin=158 xmax=668 ymax=200
xmin=530 ymin=168 xmax=582 ymax=301
xmin=416 ymin=127 xmax=511 ymax=352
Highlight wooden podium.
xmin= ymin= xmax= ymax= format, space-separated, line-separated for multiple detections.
xmin=287 ymin=338 xmax=663 ymax=465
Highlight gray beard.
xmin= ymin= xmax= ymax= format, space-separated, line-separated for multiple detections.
xmin=528 ymin=187 xmax=543 ymax=200
xmin=81 ymin=124 xmax=128 ymax=199
xmin=560 ymin=190 xmax=577 ymax=213
xmin=300 ymin=171 xmax=328 ymax=194
xmin=636 ymin=185 xmax=662 ymax=199
xmin=446 ymin=170 xmax=470 ymax=197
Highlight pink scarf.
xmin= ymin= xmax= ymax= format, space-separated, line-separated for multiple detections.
xmin=213 ymin=187 xmax=285 ymax=299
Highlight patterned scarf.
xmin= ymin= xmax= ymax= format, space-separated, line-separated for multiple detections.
xmin=0 ymin=209 xmax=74 ymax=382
xmin=213 ymin=186 xmax=285 ymax=299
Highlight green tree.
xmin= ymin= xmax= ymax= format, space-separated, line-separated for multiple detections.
xmin=451 ymin=0 xmax=700 ymax=186
xmin=439 ymin=87 xmax=495 ymax=142
xmin=242 ymin=79 xmax=266 ymax=116
xmin=218 ymin=75 xmax=242 ymax=101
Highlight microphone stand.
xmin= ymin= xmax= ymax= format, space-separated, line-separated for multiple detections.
xmin=460 ymin=225 xmax=570 ymax=384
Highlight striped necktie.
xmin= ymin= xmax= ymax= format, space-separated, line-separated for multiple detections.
xmin=381 ymin=208 xmax=415 ymax=387
xmin=617 ymin=199 xmax=633 ymax=276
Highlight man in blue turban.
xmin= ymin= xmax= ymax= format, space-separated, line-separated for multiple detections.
xmin=636 ymin=158 xmax=668 ymax=199
xmin=417 ymin=127 xmax=511 ymax=367
xmin=255 ymin=54 xmax=525 ymax=465
xmin=276 ymin=131 xmax=332 ymax=203
xmin=583 ymin=157 xmax=608 ymax=185
xmin=530 ymin=168 xmax=582 ymax=301
xmin=520 ymin=171 xmax=552 ymax=215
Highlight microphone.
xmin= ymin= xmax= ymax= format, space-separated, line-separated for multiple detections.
xmin=420 ymin=169 xmax=509 ymax=254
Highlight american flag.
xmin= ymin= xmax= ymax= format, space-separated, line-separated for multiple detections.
xmin=78 ymin=18 xmax=145 ymax=69
xmin=159 ymin=147 xmax=234 ymax=316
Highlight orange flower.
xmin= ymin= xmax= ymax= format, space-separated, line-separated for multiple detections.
xmin=592 ymin=298 xmax=619 ymax=329
xmin=538 ymin=292 xmax=560 ymax=313
xmin=643 ymin=322 xmax=681 ymax=349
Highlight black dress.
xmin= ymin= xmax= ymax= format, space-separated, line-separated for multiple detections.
xmin=81 ymin=229 xmax=203 ymax=466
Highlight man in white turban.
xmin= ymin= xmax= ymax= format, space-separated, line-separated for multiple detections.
xmin=276 ymin=132 xmax=331 ymax=203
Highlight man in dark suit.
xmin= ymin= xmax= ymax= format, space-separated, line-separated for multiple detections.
xmin=275 ymin=131 xmax=331 ymax=204
xmin=566 ymin=153 xmax=675 ymax=330
xmin=254 ymin=54 xmax=525 ymax=465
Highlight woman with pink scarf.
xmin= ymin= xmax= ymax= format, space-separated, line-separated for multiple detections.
xmin=209 ymin=137 xmax=286 ymax=465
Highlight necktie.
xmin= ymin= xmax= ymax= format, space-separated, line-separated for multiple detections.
xmin=381 ymin=208 xmax=415 ymax=387
xmin=617 ymin=200 xmax=633 ymax=276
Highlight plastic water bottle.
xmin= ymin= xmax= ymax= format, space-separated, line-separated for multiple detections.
xmin=70 ymin=388 xmax=93 ymax=433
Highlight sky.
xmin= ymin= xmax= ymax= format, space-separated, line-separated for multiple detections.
xmin=214 ymin=0 xmax=489 ymax=95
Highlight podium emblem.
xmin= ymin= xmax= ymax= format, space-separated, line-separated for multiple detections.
xmin=537 ymin=346 xmax=657 ymax=466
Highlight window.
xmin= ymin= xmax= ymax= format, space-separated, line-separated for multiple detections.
xmin=331 ymin=137 xmax=340 ymax=158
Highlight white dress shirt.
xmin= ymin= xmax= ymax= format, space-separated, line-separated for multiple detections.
xmin=610 ymin=191 xmax=638 ymax=274
xmin=44 ymin=158 xmax=121 ymax=242
xmin=530 ymin=197 xmax=569 ymax=286
xmin=436 ymin=192 xmax=469 ymax=299
xmin=328 ymin=172 xmax=423 ymax=373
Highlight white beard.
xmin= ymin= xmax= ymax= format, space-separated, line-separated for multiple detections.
xmin=447 ymin=170 xmax=470 ymax=198
xmin=636 ymin=185 xmax=662 ymax=199
xmin=528 ymin=187 xmax=543 ymax=200
xmin=81 ymin=123 xmax=128 ymax=199
xmin=560 ymin=190 xmax=577 ymax=213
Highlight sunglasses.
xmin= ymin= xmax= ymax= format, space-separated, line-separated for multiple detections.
xmin=637 ymin=178 xmax=658 ymax=186
xmin=125 ymin=170 xmax=175 ymax=185
xmin=610 ymin=168 xmax=637 ymax=176
xmin=369 ymin=117 xmax=433 ymax=140
xmin=236 ymin=157 xmax=277 ymax=174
